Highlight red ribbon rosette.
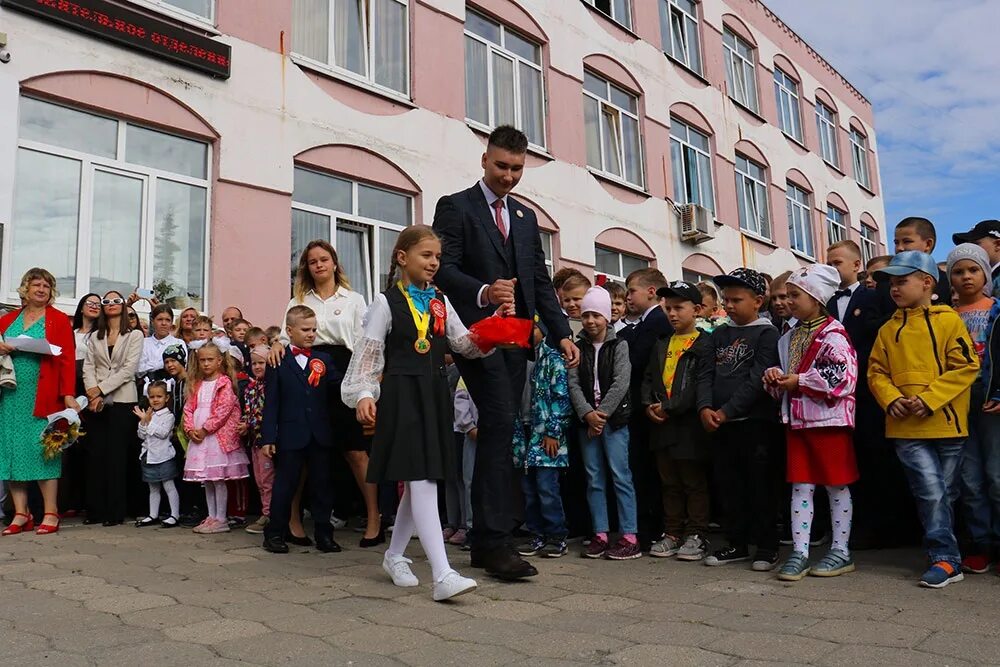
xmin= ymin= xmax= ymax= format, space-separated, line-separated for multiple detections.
xmin=307 ymin=359 xmax=326 ymax=387
xmin=468 ymin=315 xmax=533 ymax=352
xmin=430 ymin=298 xmax=446 ymax=337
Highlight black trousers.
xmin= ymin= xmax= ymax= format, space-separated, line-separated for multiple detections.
xmin=628 ymin=416 xmax=663 ymax=545
xmin=713 ymin=420 xmax=781 ymax=552
xmin=264 ymin=442 xmax=334 ymax=541
xmin=85 ymin=403 xmax=137 ymax=523
xmin=454 ymin=347 xmax=527 ymax=551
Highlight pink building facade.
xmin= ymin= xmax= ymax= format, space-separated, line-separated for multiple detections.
xmin=0 ymin=0 xmax=885 ymax=323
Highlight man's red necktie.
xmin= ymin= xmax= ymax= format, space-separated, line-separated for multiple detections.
xmin=492 ymin=198 xmax=507 ymax=241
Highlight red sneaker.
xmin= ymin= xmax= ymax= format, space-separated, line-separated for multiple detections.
xmin=961 ymin=553 xmax=991 ymax=574
xmin=583 ymin=536 xmax=608 ymax=559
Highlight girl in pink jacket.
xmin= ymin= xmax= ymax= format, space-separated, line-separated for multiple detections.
xmin=764 ymin=265 xmax=859 ymax=582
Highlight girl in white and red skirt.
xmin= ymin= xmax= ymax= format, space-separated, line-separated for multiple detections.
xmin=764 ymin=264 xmax=859 ymax=581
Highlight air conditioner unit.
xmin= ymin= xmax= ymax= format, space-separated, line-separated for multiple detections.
xmin=679 ymin=204 xmax=713 ymax=243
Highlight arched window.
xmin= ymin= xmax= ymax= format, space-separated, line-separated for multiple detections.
xmin=785 ymin=170 xmax=814 ymax=258
xmin=849 ymin=119 xmax=872 ymax=189
xmin=825 ymin=194 xmax=850 ymax=247
xmin=859 ymin=213 xmax=879 ymax=264
xmin=582 ymin=60 xmax=644 ymax=188
xmin=669 ymin=104 xmax=715 ymax=212
xmin=722 ymin=16 xmax=758 ymax=112
xmin=659 ymin=0 xmax=702 ymax=75
xmin=594 ymin=228 xmax=654 ymax=283
xmin=735 ymin=149 xmax=770 ymax=240
xmin=773 ymin=58 xmax=803 ymax=142
xmin=814 ymin=90 xmax=840 ymax=168
xmin=583 ymin=0 xmax=632 ymax=31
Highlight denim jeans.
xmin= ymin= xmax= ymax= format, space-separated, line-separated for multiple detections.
xmin=521 ymin=467 xmax=567 ymax=539
xmin=960 ymin=399 xmax=1000 ymax=550
xmin=894 ymin=438 xmax=964 ymax=566
xmin=579 ymin=424 xmax=638 ymax=534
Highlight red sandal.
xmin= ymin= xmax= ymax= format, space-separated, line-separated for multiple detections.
xmin=2 ymin=513 xmax=35 ymax=536
xmin=35 ymin=513 xmax=60 ymax=535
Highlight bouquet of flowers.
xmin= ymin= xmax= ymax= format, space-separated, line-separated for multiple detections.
xmin=468 ymin=313 xmax=534 ymax=352
xmin=40 ymin=396 xmax=88 ymax=461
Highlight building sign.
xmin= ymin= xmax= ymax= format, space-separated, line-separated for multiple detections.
xmin=1 ymin=0 xmax=231 ymax=79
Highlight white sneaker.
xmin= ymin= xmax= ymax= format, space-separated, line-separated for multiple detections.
xmin=383 ymin=553 xmax=419 ymax=587
xmin=432 ymin=570 xmax=477 ymax=601
xmin=330 ymin=513 xmax=348 ymax=530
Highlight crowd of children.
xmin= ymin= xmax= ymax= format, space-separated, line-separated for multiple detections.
xmin=7 ymin=215 xmax=1000 ymax=595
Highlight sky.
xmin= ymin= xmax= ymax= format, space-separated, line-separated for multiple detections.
xmin=765 ymin=0 xmax=1000 ymax=254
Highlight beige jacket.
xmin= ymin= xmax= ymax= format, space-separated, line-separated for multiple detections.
xmin=83 ymin=330 xmax=144 ymax=404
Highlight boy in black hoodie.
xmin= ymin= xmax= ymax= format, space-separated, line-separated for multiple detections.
xmin=697 ymin=268 xmax=781 ymax=570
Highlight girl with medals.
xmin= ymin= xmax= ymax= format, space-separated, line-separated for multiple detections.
xmin=342 ymin=226 xmax=489 ymax=601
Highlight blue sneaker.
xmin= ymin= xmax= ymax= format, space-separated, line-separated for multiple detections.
xmin=920 ymin=562 xmax=964 ymax=589
xmin=517 ymin=536 xmax=546 ymax=557
xmin=809 ymin=549 xmax=855 ymax=577
xmin=777 ymin=551 xmax=810 ymax=581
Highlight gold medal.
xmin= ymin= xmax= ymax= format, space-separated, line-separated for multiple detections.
xmin=399 ymin=282 xmax=432 ymax=355
xmin=414 ymin=338 xmax=431 ymax=354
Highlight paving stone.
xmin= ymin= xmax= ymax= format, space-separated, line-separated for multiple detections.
xmin=3 ymin=650 xmax=94 ymax=666
xmin=891 ymin=604 xmax=1000 ymax=637
xmin=501 ymin=629 xmax=628 ymax=660
xmin=0 ymin=629 xmax=50 ymax=658
xmin=709 ymin=631 xmax=839 ymax=662
xmin=621 ymin=602 xmax=727 ymax=623
xmin=0 ymin=563 xmax=69 ymax=582
xmin=474 ymin=582 xmax=569 ymax=603
xmin=533 ymin=610 xmax=644 ymax=635
xmin=164 ymin=618 xmax=270 ymax=644
xmin=263 ymin=584 xmax=351 ymax=604
xmin=120 ymin=603 xmax=220 ymax=629
xmin=265 ymin=612 xmax=367 ymax=637
xmin=85 ymin=592 xmax=176 ymax=614
xmin=916 ymin=630 xmax=1000 ymax=664
xmin=801 ymin=618 xmax=931 ymax=648
xmin=359 ymin=604 xmax=467 ymax=630
xmin=327 ymin=624 xmax=439 ymax=655
xmin=545 ymin=592 xmax=641 ymax=612
xmin=189 ymin=552 xmax=258 ymax=565
xmin=432 ymin=617 xmax=546 ymax=646
xmin=460 ymin=599 xmax=556 ymax=621
xmin=99 ymin=640 xmax=222 ymax=665
xmin=706 ymin=610 xmax=821 ymax=634
xmin=50 ymin=623 xmax=162 ymax=653
xmin=609 ymin=644 xmax=734 ymax=666
xmin=218 ymin=599 xmax=315 ymax=623
xmin=396 ymin=640 xmax=523 ymax=666
xmin=818 ymin=644 xmax=972 ymax=667
xmin=216 ymin=632 xmax=359 ymax=663
xmin=618 ymin=620 xmax=733 ymax=648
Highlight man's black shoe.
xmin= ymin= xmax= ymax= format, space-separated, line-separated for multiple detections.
xmin=470 ymin=551 xmax=484 ymax=568
xmin=316 ymin=535 xmax=342 ymax=553
xmin=481 ymin=547 xmax=538 ymax=580
xmin=263 ymin=535 xmax=289 ymax=554
xmin=285 ymin=533 xmax=314 ymax=547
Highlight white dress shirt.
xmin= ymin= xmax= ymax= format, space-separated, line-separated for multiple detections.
xmin=137 ymin=408 xmax=176 ymax=465
xmin=833 ymin=282 xmax=860 ymax=321
xmin=476 ymin=180 xmax=512 ymax=308
xmin=138 ymin=333 xmax=184 ymax=375
xmin=280 ymin=287 xmax=366 ymax=351
xmin=293 ymin=350 xmax=308 ymax=370
xmin=640 ymin=304 xmax=660 ymax=322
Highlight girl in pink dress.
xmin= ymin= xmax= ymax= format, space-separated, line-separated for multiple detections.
xmin=183 ymin=342 xmax=248 ymax=534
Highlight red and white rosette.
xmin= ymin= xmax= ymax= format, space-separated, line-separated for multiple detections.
xmin=430 ymin=298 xmax=446 ymax=337
xmin=307 ymin=358 xmax=326 ymax=387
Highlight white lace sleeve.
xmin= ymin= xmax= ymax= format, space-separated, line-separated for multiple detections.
xmin=340 ymin=295 xmax=391 ymax=408
xmin=444 ymin=295 xmax=491 ymax=359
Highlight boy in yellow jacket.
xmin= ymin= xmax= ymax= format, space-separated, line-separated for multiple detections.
xmin=868 ymin=251 xmax=979 ymax=588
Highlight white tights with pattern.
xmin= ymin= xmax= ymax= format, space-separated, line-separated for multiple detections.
xmin=791 ymin=483 xmax=852 ymax=556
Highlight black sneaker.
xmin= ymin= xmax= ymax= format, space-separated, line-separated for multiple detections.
xmin=752 ymin=549 xmax=780 ymax=571
xmin=703 ymin=546 xmax=750 ymax=566
xmin=542 ymin=539 xmax=568 ymax=558
xmin=517 ymin=536 xmax=545 ymax=557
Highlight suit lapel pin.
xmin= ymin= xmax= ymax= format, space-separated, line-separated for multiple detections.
xmin=334 ymin=309 xmax=342 ymax=316
xmin=853 ymin=308 xmax=861 ymax=317
xmin=516 ymin=209 xmax=524 ymax=218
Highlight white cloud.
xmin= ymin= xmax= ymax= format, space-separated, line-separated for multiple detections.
xmin=764 ymin=0 xmax=1000 ymax=231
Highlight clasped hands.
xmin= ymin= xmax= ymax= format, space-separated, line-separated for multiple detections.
xmin=888 ymin=396 xmax=931 ymax=419
xmin=763 ymin=367 xmax=799 ymax=392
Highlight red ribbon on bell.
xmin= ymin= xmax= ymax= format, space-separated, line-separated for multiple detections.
xmin=430 ymin=298 xmax=446 ymax=337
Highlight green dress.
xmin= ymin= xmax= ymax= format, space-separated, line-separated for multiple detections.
xmin=0 ymin=312 xmax=61 ymax=481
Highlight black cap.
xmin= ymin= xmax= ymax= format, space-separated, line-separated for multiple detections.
xmin=656 ymin=281 xmax=703 ymax=305
xmin=953 ymin=220 xmax=1000 ymax=245
xmin=713 ymin=267 xmax=768 ymax=297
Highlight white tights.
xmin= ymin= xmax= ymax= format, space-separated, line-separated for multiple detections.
xmin=791 ymin=483 xmax=852 ymax=557
xmin=148 ymin=480 xmax=180 ymax=519
xmin=203 ymin=480 xmax=229 ymax=522
xmin=387 ymin=480 xmax=452 ymax=581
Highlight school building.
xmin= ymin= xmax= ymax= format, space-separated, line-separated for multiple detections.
xmin=0 ymin=0 xmax=885 ymax=322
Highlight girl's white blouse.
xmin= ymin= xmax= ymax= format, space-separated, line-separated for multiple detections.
xmin=340 ymin=292 xmax=486 ymax=408
xmin=280 ymin=287 xmax=366 ymax=351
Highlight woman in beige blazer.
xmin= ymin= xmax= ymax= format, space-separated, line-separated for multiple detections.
xmin=83 ymin=291 xmax=143 ymax=526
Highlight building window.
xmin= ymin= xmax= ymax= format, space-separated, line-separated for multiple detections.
xmin=659 ymin=0 xmax=701 ymax=74
xmin=860 ymin=224 xmax=877 ymax=264
xmin=10 ymin=97 xmax=209 ymax=309
xmin=723 ymin=28 xmax=757 ymax=112
xmin=682 ymin=268 xmax=712 ymax=284
xmin=850 ymin=128 xmax=871 ymax=188
xmin=815 ymin=102 xmax=839 ymax=167
xmin=292 ymin=0 xmax=409 ymax=96
xmin=826 ymin=205 xmax=847 ymax=245
xmin=583 ymin=0 xmax=632 ymax=31
xmin=735 ymin=155 xmax=770 ymax=240
xmin=773 ymin=67 xmax=802 ymax=142
xmin=583 ymin=71 xmax=644 ymax=188
xmin=464 ymin=11 xmax=545 ymax=148
xmin=786 ymin=184 xmax=813 ymax=258
xmin=669 ymin=119 xmax=714 ymax=212
xmin=539 ymin=230 xmax=554 ymax=276
xmin=291 ymin=167 xmax=412 ymax=303
xmin=595 ymin=245 xmax=648 ymax=283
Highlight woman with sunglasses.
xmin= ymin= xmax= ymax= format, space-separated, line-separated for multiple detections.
xmin=0 ymin=268 xmax=78 ymax=536
xmin=82 ymin=291 xmax=144 ymax=526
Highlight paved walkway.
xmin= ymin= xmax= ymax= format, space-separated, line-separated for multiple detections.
xmin=0 ymin=521 xmax=998 ymax=665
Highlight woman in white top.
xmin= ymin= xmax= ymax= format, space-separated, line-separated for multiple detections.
xmin=137 ymin=304 xmax=184 ymax=379
xmin=270 ymin=240 xmax=381 ymax=545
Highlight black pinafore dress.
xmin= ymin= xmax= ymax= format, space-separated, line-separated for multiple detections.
xmin=367 ymin=286 xmax=454 ymax=483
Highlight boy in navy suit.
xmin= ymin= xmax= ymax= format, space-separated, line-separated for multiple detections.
xmin=260 ymin=305 xmax=343 ymax=554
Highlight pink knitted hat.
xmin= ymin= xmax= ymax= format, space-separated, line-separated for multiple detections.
xmin=581 ymin=286 xmax=612 ymax=321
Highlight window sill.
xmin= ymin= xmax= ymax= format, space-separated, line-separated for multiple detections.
xmin=740 ymin=230 xmax=778 ymax=249
xmin=665 ymin=54 xmax=710 ymax=86
xmin=465 ymin=121 xmax=552 ymax=161
xmin=579 ymin=2 xmax=639 ymax=40
xmin=128 ymin=0 xmax=219 ymax=34
xmin=587 ymin=167 xmax=649 ymax=197
xmin=730 ymin=98 xmax=766 ymax=124
xmin=791 ymin=249 xmax=817 ymax=263
xmin=858 ymin=182 xmax=878 ymax=197
xmin=823 ymin=160 xmax=846 ymax=177
xmin=291 ymin=55 xmax=415 ymax=109
xmin=782 ymin=132 xmax=809 ymax=152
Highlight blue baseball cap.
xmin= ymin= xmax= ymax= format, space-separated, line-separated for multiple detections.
xmin=874 ymin=251 xmax=938 ymax=281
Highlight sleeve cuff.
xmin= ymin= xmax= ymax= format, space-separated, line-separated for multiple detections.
xmin=477 ymin=285 xmax=489 ymax=308
xmin=359 ymin=391 xmax=375 ymax=402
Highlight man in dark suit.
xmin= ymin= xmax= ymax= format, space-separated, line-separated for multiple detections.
xmin=260 ymin=305 xmax=342 ymax=554
xmin=433 ymin=126 xmax=577 ymax=580
xmin=620 ymin=268 xmax=672 ymax=546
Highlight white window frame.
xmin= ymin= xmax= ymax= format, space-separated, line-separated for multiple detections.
xmin=131 ymin=0 xmax=216 ymax=26
xmin=464 ymin=11 xmax=546 ymax=149
xmin=670 ymin=119 xmax=715 ymax=212
xmin=7 ymin=98 xmax=211 ymax=310
xmin=860 ymin=224 xmax=877 ymax=265
xmin=291 ymin=0 xmax=411 ymax=98
xmin=594 ymin=244 xmax=648 ymax=284
xmin=774 ymin=67 xmax=802 ymax=142
xmin=826 ymin=205 xmax=848 ymax=246
xmin=850 ymin=127 xmax=871 ymax=189
xmin=723 ymin=28 xmax=758 ymax=112
xmin=786 ymin=184 xmax=813 ymax=258
xmin=735 ymin=154 xmax=770 ymax=240
xmin=582 ymin=71 xmax=645 ymax=188
xmin=660 ymin=0 xmax=701 ymax=75
xmin=583 ymin=0 xmax=632 ymax=30
xmin=291 ymin=167 xmax=413 ymax=304
xmin=539 ymin=230 xmax=554 ymax=276
xmin=815 ymin=101 xmax=840 ymax=168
